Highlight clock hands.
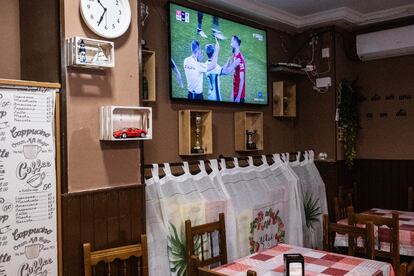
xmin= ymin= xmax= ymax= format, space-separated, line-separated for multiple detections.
xmin=97 ymin=0 xmax=105 ymax=10
xmin=97 ymin=8 xmax=107 ymax=26
xmin=97 ymin=0 xmax=107 ymax=27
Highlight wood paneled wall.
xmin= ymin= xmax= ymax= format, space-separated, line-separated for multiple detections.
xmin=354 ymin=159 xmax=414 ymax=212
xmin=19 ymin=0 xmax=60 ymax=82
xmin=317 ymin=159 xmax=414 ymax=216
xmin=61 ymin=185 xmax=145 ymax=276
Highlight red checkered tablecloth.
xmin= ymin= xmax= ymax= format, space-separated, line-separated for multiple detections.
xmin=335 ymin=208 xmax=414 ymax=256
xmin=213 ymin=243 xmax=394 ymax=276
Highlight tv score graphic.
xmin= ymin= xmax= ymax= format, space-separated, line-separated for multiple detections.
xmin=176 ymin=9 xmax=190 ymax=23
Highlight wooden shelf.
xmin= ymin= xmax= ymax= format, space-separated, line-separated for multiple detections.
xmin=269 ymin=65 xmax=306 ymax=76
xmin=178 ymin=110 xmax=213 ymax=156
xmin=234 ymin=111 xmax=263 ymax=152
xmin=66 ymin=37 xmax=114 ymax=69
xmin=273 ymin=81 xmax=296 ymax=117
xmin=100 ymin=106 xmax=152 ymax=141
xmin=142 ymin=50 xmax=156 ymax=102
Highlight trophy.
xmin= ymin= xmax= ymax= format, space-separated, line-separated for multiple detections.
xmin=246 ymin=129 xmax=257 ymax=150
xmin=191 ymin=113 xmax=204 ymax=154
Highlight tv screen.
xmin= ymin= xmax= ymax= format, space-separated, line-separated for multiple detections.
xmin=169 ymin=2 xmax=268 ymax=105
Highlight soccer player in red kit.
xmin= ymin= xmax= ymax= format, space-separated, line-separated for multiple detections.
xmin=222 ymin=35 xmax=246 ymax=103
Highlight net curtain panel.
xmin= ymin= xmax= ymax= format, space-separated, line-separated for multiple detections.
xmin=145 ymin=151 xmax=327 ymax=276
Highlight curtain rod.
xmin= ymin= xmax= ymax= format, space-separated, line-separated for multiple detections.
xmin=143 ymin=149 xmax=315 ymax=169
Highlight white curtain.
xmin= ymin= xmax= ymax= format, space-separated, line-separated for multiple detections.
xmin=206 ymin=157 xmax=301 ymax=259
xmin=289 ymin=151 xmax=328 ymax=249
xmin=269 ymin=154 xmax=305 ymax=246
xmin=145 ymin=164 xmax=170 ymax=276
xmin=157 ymin=163 xmax=207 ymax=276
xmin=145 ymin=151 xmax=327 ymax=275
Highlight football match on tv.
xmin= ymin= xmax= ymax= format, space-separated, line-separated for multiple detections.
xmin=169 ymin=3 xmax=268 ymax=105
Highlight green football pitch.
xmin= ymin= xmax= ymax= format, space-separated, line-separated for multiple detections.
xmin=170 ymin=4 xmax=268 ymax=104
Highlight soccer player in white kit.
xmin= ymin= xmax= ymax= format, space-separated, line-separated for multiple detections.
xmin=183 ymin=40 xmax=220 ymax=100
xmin=205 ymin=44 xmax=232 ymax=101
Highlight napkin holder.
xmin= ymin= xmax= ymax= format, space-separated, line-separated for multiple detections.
xmin=284 ymin=253 xmax=304 ymax=276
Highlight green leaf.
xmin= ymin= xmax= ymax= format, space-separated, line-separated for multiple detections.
xmin=167 ymin=223 xmax=187 ymax=275
xmin=304 ymin=193 xmax=322 ymax=229
xmin=338 ymin=80 xmax=360 ymax=168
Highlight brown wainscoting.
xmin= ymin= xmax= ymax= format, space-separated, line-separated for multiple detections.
xmin=61 ymin=184 xmax=145 ymax=276
xmin=315 ymin=161 xmax=342 ymax=219
xmin=354 ymin=159 xmax=414 ymax=212
xmin=316 ymin=160 xmax=355 ymax=219
xmin=317 ymin=159 xmax=414 ymax=216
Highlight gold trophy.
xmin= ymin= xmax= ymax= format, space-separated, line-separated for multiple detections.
xmin=192 ymin=113 xmax=204 ymax=154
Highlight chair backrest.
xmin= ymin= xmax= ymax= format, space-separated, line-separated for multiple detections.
xmin=408 ymin=186 xmax=414 ymax=211
xmin=400 ymin=260 xmax=414 ymax=276
xmin=347 ymin=206 xmax=399 ymax=273
xmin=323 ymin=214 xmax=374 ymax=259
xmin=334 ymin=194 xmax=353 ymax=222
xmin=338 ymin=183 xmax=357 ymax=208
xmin=185 ymin=213 xmax=227 ymax=276
xmin=83 ymin=234 xmax=148 ymax=276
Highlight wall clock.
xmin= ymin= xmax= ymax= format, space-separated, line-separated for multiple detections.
xmin=80 ymin=0 xmax=131 ymax=39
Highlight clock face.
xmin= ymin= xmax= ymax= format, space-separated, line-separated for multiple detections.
xmin=80 ymin=0 xmax=131 ymax=39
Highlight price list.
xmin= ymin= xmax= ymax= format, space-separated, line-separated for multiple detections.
xmin=0 ymin=88 xmax=57 ymax=276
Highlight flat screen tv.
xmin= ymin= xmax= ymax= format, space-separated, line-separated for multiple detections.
xmin=168 ymin=2 xmax=268 ymax=105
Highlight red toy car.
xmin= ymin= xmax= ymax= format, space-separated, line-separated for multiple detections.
xmin=113 ymin=128 xmax=147 ymax=139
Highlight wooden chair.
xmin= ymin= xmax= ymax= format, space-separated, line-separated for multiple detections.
xmin=408 ymin=186 xmax=414 ymax=211
xmin=347 ymin=206 xmax=400 ymax=274
xmin=338 ymin=183 xmax=357 ymax=199
xmin=186 ymin=213 xmax=227 ymax=276
xmin=334 ymin=194 xmax=353 ymax=222
xmin=338 ymin=183 xmax=357 ymax=209
xmin=400 ymin=260 xmax=414 ymax=276
xmin=83 ymin=234 xmax=148 ymax=276
xmin=323 ymin=214 xmax=374 ymax=259
xmin=197 ymin=266 xmax=257 ymax=276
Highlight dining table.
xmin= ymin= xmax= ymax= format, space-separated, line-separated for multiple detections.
xmin=335 ymin=208 xmax=414 ymax=256
xmin=212 ymin=243 xmax=394 ymax=276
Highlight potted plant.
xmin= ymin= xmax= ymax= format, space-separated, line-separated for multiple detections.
xmin=338 ymin=80 xmax=360 ymax=167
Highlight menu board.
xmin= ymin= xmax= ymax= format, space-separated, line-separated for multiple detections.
xmin=0 ymin=88 xmax=57 ymax=276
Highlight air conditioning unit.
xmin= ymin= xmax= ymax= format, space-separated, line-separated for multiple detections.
xmin=356 ymin=25 xmax=414 ymax=61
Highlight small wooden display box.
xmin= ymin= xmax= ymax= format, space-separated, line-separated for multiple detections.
xmin=66 ymin=36 xmax=115 ymax=69
xmin=100 ymin=106 xmax=152 ymax=141
xmin=234 ymin=111 xmax=264 ymax=152
xmin=178 ymin=110 xmax=213 ymax=156
xmin=273 ymin=81 xmax=296 ymax=117
xmin=142 ymin=50 xmax=156 ymax=102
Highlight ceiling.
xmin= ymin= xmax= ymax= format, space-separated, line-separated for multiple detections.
xmin=193 ymin=0 xmax=414 ymax=31
xmin=260 ymin=0 xmax=414 ymax=16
